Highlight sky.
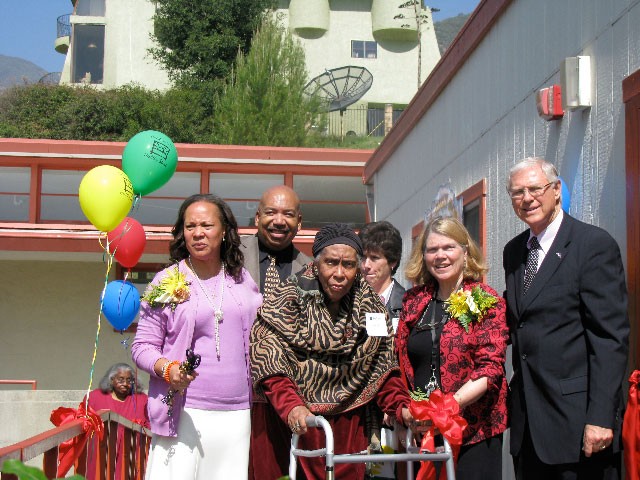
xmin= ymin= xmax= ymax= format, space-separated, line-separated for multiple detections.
xmin=0 ymin=0 xmax=480 ymax=74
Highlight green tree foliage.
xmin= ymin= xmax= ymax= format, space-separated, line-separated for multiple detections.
xmin=150 ymin=0 xmax=275 ymax=86
xmin=213 ymin=17 xmax=325 ymax=147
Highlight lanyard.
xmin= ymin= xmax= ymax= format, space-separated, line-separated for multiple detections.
xmin=425 ymin=302 xmax=441 ymax=397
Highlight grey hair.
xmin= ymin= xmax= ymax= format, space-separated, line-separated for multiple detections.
xmin=507 ymin=157 xmax=559 ymax=189
xmin=98 ymin=363 xmax=144 ymax=394
xmin=507 ymin=157 xmax=562 ymax=203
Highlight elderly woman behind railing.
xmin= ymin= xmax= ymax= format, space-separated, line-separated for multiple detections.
xmin=82 ymin=363 xmax=149 ymax=480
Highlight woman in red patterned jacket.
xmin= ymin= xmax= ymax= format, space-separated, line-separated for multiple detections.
xmin=395 ymin=216 xmax=508 ymax=480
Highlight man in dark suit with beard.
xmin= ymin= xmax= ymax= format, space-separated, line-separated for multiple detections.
xmin=503 ymin=157 xmax=629 ymax=479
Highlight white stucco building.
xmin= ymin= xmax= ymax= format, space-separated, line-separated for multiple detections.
xmin=54 ymin=0 xmax=441 ymax=109
xmin=55 ymin=0 xmax=170 ymax=90
xmin=275 ymin=0 xmax=441 ymax=105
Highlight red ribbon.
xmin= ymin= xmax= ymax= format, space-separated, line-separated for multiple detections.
xmin=623 ymin=370 xmax=640 ymax=480
xmin=50 ymin=404 xmax=104 ymax=477
xmin=408 ymin=390 xmax=467 ymax=480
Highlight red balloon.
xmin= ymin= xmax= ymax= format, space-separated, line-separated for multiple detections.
xmin=107 ymin=217 xmax=146 ymax=268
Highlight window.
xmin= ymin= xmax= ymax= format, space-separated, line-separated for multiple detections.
xmin=294 ymin=175 xmax=367 ymax=229
xmin=209 ymin=173 xmax=284 ymax=227
xmin=458 ymin=180 xmax=486 ymax=257
xmin=351 ymin=40 xmax=377 ymax=59
xmin=72 ymin=24 xmax=105 ymax=84
xmin=0 ymin=167 xmax=30 ymax=221
xmin=137 ymin=172 xmax=200 ymax=226
xmin=115 ymin=263 xmax=165 ymax=332
xmin=41 ymin=170 xmax=86 ymax=222
xmin=39 ymin=169 xmax=198 ymax=226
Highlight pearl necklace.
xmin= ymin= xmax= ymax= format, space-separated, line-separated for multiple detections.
xmin=188 ymin=257 xmax=224 ymax=359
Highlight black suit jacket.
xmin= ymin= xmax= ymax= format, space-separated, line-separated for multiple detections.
xmin=385 ymin=279 xmax=406 ymax=324
xmin=503 ymin=213 xmax=629 ymax=464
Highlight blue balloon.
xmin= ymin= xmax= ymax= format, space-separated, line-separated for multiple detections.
xmin=101 ymin=280 xmax=140 ymax=331
xmin=559 ymin=176 xmax=571 ymax=212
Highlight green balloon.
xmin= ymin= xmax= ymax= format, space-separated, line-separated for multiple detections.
xmin=122 ymin=130 xmax=178 ymax=196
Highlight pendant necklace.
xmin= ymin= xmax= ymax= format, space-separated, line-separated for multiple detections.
xmin=188 ymin=257 xmax=225 ymax=359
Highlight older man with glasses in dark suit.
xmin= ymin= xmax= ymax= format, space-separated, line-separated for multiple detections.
xmin=503 ymin=157 xmax=629 ymax=480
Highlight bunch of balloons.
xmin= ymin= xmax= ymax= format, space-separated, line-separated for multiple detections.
xmin=78 ymin=130 xmax=178 ymax=331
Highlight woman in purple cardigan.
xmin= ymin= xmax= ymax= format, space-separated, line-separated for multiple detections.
xmin=132 ymin=194 xmax=262 ymax=480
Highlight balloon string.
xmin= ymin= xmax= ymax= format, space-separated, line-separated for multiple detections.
xmin=85 ymin=243 xmax=115 ymax=412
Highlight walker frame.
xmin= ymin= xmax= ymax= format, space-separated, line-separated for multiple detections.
xmin=289 ymin=416 xmax=456 ymax=480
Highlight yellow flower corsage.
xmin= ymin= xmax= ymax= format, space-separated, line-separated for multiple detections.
xmin=445 ymin=286 xmax=497 ymax=332
xmin=142 ymin=266 xmax=190 ymax=310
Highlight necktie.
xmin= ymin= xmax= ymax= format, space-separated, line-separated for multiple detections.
xmin=263 ymin=255 xmax=280 ymax=298
xmin=523 ymin=237 xmax=540 ymax=294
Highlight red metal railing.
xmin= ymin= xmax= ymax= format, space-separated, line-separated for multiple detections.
xmin=0 ymin=410 xmax=150 ymax=480
xmin=0 ymin=380 xmax=37 ymax=390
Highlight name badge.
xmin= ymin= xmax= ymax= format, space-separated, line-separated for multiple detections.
xmin=366 ymin=312 xmax=389 ymax=337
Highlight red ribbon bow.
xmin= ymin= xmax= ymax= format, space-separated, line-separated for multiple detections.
xmin=409 ymin=390 xmax=468 ymax=480
xmin=50 ymin=403 xmax=104 ymax=477
xmin=623 ymin=370 xmax=640 ymax=480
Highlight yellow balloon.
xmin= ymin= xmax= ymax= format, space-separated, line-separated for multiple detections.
xmin=79 ymin=165 xmax=134 ymax=232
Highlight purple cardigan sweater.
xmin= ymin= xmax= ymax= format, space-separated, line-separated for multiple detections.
xmin=132 ymin=260 xmax=262 ymax=437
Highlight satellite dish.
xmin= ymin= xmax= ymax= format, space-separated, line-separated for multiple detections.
xmin=38 ymin=72 xmax=62 ymax=85
xmin=304 ymin=66 xmax=373 ymax=112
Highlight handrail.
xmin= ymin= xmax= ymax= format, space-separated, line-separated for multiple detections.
xmin=57 ymin=14 xmax=71 ymax=38
xmin=0 ymin=410 xmax=150 ymax=480
xmin=0 ymin=380 xmax=37 ymax=390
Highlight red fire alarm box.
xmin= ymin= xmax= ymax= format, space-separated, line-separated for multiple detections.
xmin=536 ymin=84 xmax=564 ymax=121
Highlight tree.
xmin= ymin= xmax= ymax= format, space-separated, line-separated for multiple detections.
xmin=150 ymin=0 xmax=275 ymax=85
xmin=213 ymin=16 xmax=325 ymax=147
xmin=395 ymin=1 xmax=435 ymax=89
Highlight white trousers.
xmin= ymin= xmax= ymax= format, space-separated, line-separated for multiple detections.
xmin=145 ymin=407 xmax=250 ymax=480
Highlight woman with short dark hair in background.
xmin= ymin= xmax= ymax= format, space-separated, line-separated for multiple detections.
xmin=359 ymin=220 xmax=405 ymax=332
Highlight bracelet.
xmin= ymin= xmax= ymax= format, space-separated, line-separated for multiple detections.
xmin=162 ymin=361 xmax=180 ymax=384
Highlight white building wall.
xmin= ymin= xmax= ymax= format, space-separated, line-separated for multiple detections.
xmin=0 ymin=259 xmax=154 ymax=391
xmin=372 ymin=0 xmax=639 ymax=293
xmin=276 ymin=0 xmax=440 ymax=105
xmin=104 ymin=0 xmax=170 ymax=90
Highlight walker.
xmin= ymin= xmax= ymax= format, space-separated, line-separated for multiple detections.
xmin=289 ymin=416 xmax=456 ymax=480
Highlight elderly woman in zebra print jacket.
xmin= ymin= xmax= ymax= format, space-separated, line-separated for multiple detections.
xmin=249 ymin=223 xmax=412 ymax=480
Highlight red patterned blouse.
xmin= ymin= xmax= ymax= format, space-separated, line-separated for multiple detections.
xmin=395 ymin=280 xmax=509 ymax=445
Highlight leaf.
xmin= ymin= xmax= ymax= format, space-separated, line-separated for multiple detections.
xmin=458 ymin=313 xmax=473 ymax=333
xmin=0 ymin=459 xmax=85 ymax=480
xmin=1 ymin=459 xmax=48 ymax=480
xmin=409 ymin=387 xmax=430 ymax=401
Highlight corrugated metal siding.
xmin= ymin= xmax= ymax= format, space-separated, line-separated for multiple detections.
xmin=373 ymin=0 xmax=640 ymax=294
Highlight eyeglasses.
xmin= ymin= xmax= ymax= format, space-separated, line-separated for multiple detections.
xmin=113 ymin=377 xmax=134 ymax=385
xmin=508 ymin=182 xmax=555 ymax=200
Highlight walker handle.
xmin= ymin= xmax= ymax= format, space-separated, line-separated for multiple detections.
xmin=304 ymin=415 xmax=319 ymax=427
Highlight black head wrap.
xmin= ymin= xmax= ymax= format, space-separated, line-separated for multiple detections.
xmin=312 ymin=223 xmax=363 ymax=257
